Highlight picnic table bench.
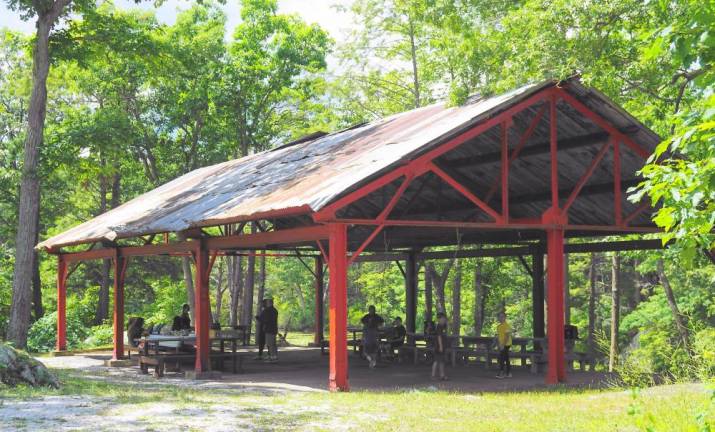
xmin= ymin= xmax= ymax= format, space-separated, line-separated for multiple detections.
xmin=136 ymin=334 xmax=245 ymax=377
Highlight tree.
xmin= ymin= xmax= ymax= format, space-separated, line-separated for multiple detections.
xmin=656 ymin=258 xmax=689 ymax=349
xmin=222 ymin=0 xmax=331 ymax=157
xmin=609 ymin=252 xmax=621 ymax=372
xmin=337 ymin=0 xmax=439 ymax=118
xmin=6 ymin=0 xmax=76 ymax=347
xmin=587 ymin=253 xmax=599 ymax=358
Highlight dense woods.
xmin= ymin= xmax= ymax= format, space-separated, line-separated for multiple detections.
xmin=0 ymin=0 xmax=712 ymax=384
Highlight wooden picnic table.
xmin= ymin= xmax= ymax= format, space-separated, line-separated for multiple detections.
xmin=135 ymin=334 xmax=244 ymax=376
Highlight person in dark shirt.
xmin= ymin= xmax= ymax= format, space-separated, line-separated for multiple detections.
xmin=360 ymin=305 xmax=384 ymax=369
xmin=382 ymin=317 xmax=406 ymax=359
xmin=171 ymin=304 xmax=191 ymax=331
xmin=254 ymin=299 xmax=269 ymax=360
xmin=259 ymin=298 xmax=279 ymax=362
xmin=431 ymin=312 xmax=449 ymax=381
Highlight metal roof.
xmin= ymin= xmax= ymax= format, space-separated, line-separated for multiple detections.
xmin=38 ymin=79 xmax=660 ymax=250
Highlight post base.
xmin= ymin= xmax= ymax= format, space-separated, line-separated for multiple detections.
xmin=104 ymin=359 xmax=134 ymax=367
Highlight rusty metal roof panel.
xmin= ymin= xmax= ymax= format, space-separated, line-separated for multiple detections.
xmin=37 ymin=79 xmax=659 ymax=250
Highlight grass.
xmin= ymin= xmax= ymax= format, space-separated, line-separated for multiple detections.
xmin=284 ymin=331 xmax=317 ymax=347
xmin=1 ymin=369 xmax=713 ymax=431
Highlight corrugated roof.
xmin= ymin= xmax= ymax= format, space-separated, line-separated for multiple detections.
xmin=37 ymin=79 xmax=659 ymax=250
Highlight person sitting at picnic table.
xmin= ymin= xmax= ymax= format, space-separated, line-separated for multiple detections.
xmin=254 ymin=298 xmax=268 ymax=360
xmin=171 ymin=304 xmax=191 ymax=331
xmin=381 ymin=317 xmax=406 ymax=358
xmin=361 ymin=305 xmax=384 ymax=369
xmin=431 ymin=312 xmax=449 ymax=381
xmin=126 ymin=317 xmax=145 ymax=347
xmin=259 ymin=298 xmax=279 ymax=362
xmin=495 ymin=311 xmax=513 ymax=379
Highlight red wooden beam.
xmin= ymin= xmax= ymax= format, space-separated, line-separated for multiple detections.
xmin=501 ymin=120 xmax=511 ymax=220
xmin=556 ymin=88 xmax=650 ymax=158
xmin=194 ymin=239 xmax=210 ymax=373
xmin=562 ymin=139 xmax=612 ymax=212
xmin=328 ymin=223 xmax=349 ymax=391
xmin=485 ymin=105 xmax=547 ymax=203
xmin=332 ymin=218 xmax=659 ymax=233
xmin=623 ymin=201 xmax=651 ymax=226
xmin=112 ymin=251 xmax=127 ymax=360
xmin=349 ymin=174 xmax=414 ymax=264
xmin=313 ymin=90 xmax=552 ymax=222
xmin=206 ymin=225 xmax=329 ymax=250
xmin=314 ymin=256 xmax=324 ymax=345
xmin=550 ymin=93 xmax=560 ymax=208
xmin=56 ymin=256 xmax=68 ymax=352
xmin=316 ymin=240 xmax=329 ymax=263
xmin=428 ymin=162 xmax=502 ymax=222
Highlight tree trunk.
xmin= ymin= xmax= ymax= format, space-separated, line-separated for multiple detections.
xmin=427 ymin=260 xmax=454 ymax=315
xmin=564 ymin=253 xmax=570 ymax=325
xmin=451 ymin=260 xmax=462 ymax=335
xmin=424 ymin=263 xmax=432 ymax=324
xmin=8 ymin=8 xmax=67 ymax=347
xmin=656 ymin=259 xmax=689 ymax=349
xmin=31 ymin=236 xmax=43 ymax=321
xmin=587 ymin=253 xmax=598 ymax=358
xmin=257 ymin=252 xmax=266 ymax=307
xmin=229 ymin=256 xmax=243 ymax=327
xmin=177 ymin=231 xmax=196 ymax=323
xmin=407 ymin=15 xmax=420 ymax=108
xmin=609 ymin=252 xmax=620 ymax=372
xmin=214 ymin=260 xmax=225 ymax=323
xmin=473 ymin=260 xmax=487 ymax=336
xmin=95 ymin=168 xmax=110 ymax=325
xmin=241 ymin=245 xmax=256 ymax=336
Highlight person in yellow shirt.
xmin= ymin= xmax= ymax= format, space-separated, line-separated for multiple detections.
xmin=495 ymin=312 xmax=512 ymax=379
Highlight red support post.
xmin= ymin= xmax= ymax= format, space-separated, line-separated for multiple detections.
xmin=545 ymin=223 xmax=566 ymax=384
xmin=194 ymin=239 xmax=210 ymax=373
xmin=112 ymin=251 xmax=127 ymax=360
xmin=56 ymin=256 xmax=68 ymax=352
xmin=314 ymin=256 xmax=324 ymax=345
xmin=328 ymin=223 xmax=349 ymax=391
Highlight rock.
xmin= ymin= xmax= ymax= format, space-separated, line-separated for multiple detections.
xmin=0 ymin=343 xmax=59 ymax=388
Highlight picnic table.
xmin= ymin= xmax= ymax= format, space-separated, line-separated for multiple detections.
xmin=459 ymin=336 xmax=544 ymax=372
xmin=135 ymin=334 xmax=244 ymax=377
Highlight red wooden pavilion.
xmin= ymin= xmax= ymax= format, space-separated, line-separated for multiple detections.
xmin=38 ymin=78 xmax=661 ymax=391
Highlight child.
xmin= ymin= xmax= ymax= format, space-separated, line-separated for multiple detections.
xmin=431 ymin=312 xmax=449 ymax=381
xmin=495 ymin=311 xmax=512 ymax=379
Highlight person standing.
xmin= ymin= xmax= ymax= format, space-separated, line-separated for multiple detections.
xmin=360 ymin=305 xmax=384 ymax=369
xmin=260 ymin=298 xmax=279 ymax=362
xmin=254 ymin=299 xmax=268 ymax=360
xmin=431 ymin=312 xmax=449 ymax=381
xmin=495 ymin=311 xmax=513 ymax=379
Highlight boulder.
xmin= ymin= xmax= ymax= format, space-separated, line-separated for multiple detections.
xmin=0 ymin=343 xmax=59 ymax=388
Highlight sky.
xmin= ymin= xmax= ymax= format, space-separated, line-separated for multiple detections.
xmin=0 ymin=0 xmax=355 ymax=43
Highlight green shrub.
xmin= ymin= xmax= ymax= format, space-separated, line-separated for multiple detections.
xmin=26 ymin=288 xmax=99 ymax=352
xmin=82 ymin=324 xmax=114 ymax=348
xmin=27 ymin=311 xmax=87 ymax=352
xmin=693 ymin=328 xmax=715 ymax=380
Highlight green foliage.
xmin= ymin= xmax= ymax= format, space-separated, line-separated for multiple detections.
xmin=138 ymin=277 xmax=186 ymax=327
xmin=82 ymin=323 xmax=113 ymax=348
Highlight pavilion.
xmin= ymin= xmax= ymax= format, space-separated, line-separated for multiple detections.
xmin=37 ymin=78 xmax=661 ymax=391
